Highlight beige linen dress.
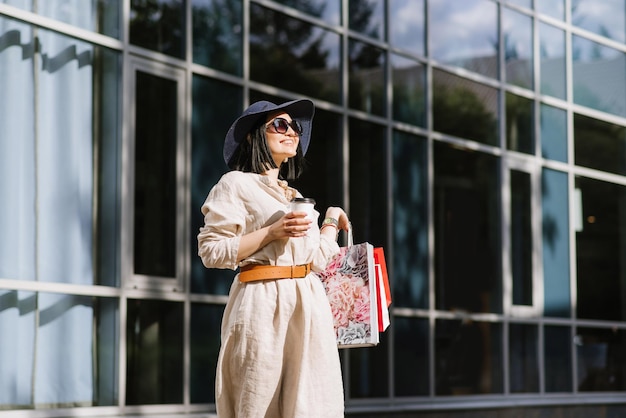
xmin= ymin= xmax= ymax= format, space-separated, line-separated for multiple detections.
xmin=198 ymin=171 xmax=344 ymax=418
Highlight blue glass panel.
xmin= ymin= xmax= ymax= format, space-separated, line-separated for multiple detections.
xmin=430 ymin=0 xmax=498 ymax=79
xmin=542 ymin=168 xmax=570 ymax=318
xmin=503 ymin=8 xmax=533 ymax=89
xmin=539 ymin=23 xmax=566 ymax=100
xmin=540 ymin=104 xmax=567 ymax=163
xmin=506 ymin=0 xmax=531 ymax=9
xmin=393 ymin=131 xmax=428 ymax=309
xmin=572 ymin=0 xmax=626 ymax=43
xmin=537 ymin=0 xmax=565 ymax=20
xmin=573 ymin=36 xmax=626 ymax=118
xmin=349 ymin=39 xmax=386 ymax=116
xmin=349 ymin=0 xmax=385 ymax=40
xmin=389 ymin=0 xmax=425 ymax=56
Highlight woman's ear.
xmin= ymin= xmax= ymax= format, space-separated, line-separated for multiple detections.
xmin=246 ymin=133 xmax=252 ymax=143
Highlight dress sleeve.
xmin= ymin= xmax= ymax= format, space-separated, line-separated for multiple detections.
xmin=310 ymin=233 xmax=341 ymax=272
xmin=197 ymin=178 xmax=246 ymax=271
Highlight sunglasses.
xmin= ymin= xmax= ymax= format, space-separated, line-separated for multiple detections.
xmin=266 ymin=117 xmax=303 ymax=136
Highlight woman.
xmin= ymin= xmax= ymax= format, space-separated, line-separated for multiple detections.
xmin=198 ymin=98 xmax=350 ymax=417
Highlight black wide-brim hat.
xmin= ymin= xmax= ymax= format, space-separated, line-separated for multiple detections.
xmin=223 ymin=99 xmax=315 ymax=167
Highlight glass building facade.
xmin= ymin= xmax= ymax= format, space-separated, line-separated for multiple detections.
xmin=1 ymin=0 xmax=625 ymax=417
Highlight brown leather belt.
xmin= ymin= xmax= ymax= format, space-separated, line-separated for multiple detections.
xmin=239 ymin=263 xmax=312 ymax=283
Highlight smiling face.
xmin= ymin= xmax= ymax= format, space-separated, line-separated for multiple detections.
xmin=264 ymin=111 xmax=300 ymax=165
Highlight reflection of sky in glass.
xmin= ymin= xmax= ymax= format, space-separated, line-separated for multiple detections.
xmin=505 ymin=0 xmax=531 ymax=9
xmin=572 ymin=0 xmax=626 ymax=43
xmin=537 ymin=0 xmax=565 ymax=20
xmin=503 ymin=8 xmax=533 ymax=88
xmin=389 ymin=0 xmax=425 ymax=56
xmin=430 ymin=0 xmax=498 ymax=78
xmin=540 ymin=23 xmax=566 ymax=99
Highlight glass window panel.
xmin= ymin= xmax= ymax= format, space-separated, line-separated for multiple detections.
xmin=574 ymin=113 xmax=626 ymax=176
xmin=435 ymin=319 xmax=503 ymax=395
xmin=349 ymin=0 xmax=385 ymax=40
xmin=542 ymin=169 xmax=570 ymax=318
xmin=391 ymin=54 xmax=426 ymax=127
xmin=506 ymin=0 xmax=531 ymax=9
xmin=511 ymin=170 xmax=533 ymax=306
xmin=274 ymin=0 xmax=341 ymax=25
xmin=539 ymin=23 xmax=566 ymax=100
xmin=394 ymin=317 xmax=429 ymax=396
xmin=130 ymin=0 xmax=185 ymax=58
xmin=4 ymin=0 xmax=120 ymax=37
xmin=434 ymin=142 xmax=502 ymax=314
xmin=503 ymin=8 xmax=533 ymax=89
xmin=433 ymin=69 xmax=499 ymax=146
xmin=540 ymin=103 xmax=567 ymax=163
xmin=0 ymin=18 xmax=119 ymax=286
xmin=510 ymin=323 xmax=539 ymax=392
xmin=349 ymin=39 xmax=386 ymax=116
xmin=506 ymin=93 xmax=534 ymax=154
xmin=190 ymin=76 xmax=242 ymax=295
xmin=126 ymin=299 xmax=183 ymax=404
xmin=393 ymin=131 xmax=428 ymax=309
xmin=134 ymin=71 xmax=177 ymax=278
xmin=190 ymin=303 xmax=224 ymax=403
xmin=545 ymin=325 xmax=572 ymax=392
xmin=192 ymin=0 xmax=242 ymax=75
xmin=575 ymin=177 xmax=626 ymax=322
xmin=349 ymin=335 xmax=390 ymax=398
xmin=430 ymin=0 xmax=498 ymax=79
xmin=576 ymin=327 xmax=626 ymax=391
xmin=349 ymin=119 xmax=387 ymax=246
xmin=572 ymin=0 xmax=626 ymax=43
xmin=249 ymin=5 xmax=341 ymax=104
xmin=573 ymin=36 xmax=626 ymax=118
xmin=537 ymin=0 xmax=565 ymax=20
xmin=389 ymin=0 xmax=425 ymax=56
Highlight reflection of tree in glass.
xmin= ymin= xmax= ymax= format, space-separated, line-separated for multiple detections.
xmin=249 ymin=3 xmax=335 ymax=100
xmin=348 ymin=0 xmax=381 ymax=39
xmin=192 ymin=0 xmax=242 ymax=74
xmin=130 ymin=0 xmax=184 ymax=58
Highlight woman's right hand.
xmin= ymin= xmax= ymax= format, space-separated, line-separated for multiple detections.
xmin=269 ymin=211 xmax=312 ymax=239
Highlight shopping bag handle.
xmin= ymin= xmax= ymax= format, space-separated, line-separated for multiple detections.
xmin=346 ymin=222 xmax=353 ymax=247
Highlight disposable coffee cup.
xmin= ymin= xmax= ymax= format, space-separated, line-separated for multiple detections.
xmin=290 ymin=197 xmax=316 ymax=220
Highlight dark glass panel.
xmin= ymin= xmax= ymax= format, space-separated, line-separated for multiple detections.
xmin=274 ymin=0 xmax=341 ymax=25
xmin=130 ymin=0 xmax=185 ymax=58
xmin=509 ymin=323 xmax=539 ymax=393
xmin=545 ymin=325 xmax=572 ymax=392
xmin=539 ymin=23 xmax=566 ymax=100
xmin=391 ymin=55 xmax=426 ymax=127
xmin=574 ymin=113 xmax=626 ymax=176
xmin=190 ymin=303 xmax=224 ymax=403
xmin=192 ymin=0 xmax=242 ymax=74
xmin=572 ymin=0 xmax=626 ymax=43
xmin=430 ymin=0 xmax=498 ymax=79
xmin=348 ymin=118 xmax=387 ymax=247
xmin=389 ymin=0 xmax=425 ymax=56
xmin=349 ymin=332 xmax=389 ymax=398
xmin=511 ymin=170 xmax=533 ymax=306
xmin=573 ymin=36 xmax=626 ymax=118
xmin=435 ymin=319 xmax=503 ymax=395
xmin=392 ymin=131 xmax=428 ymax=309
xmin=348 ymin=39 xmax=386 ymax=116
xmin=433 ymin=69 xmax=498 ymax=146
xmin=434 ymin=142 xmax=502 ymax=314
xmin=126 ymin=299 xmax=183 ymax=404
xmin=542 ymin=169 xmax=570 ymax=318
xmin=249 ymin=4 xmax=341 ymax=104
xmin=575 ymin=176 xmax=626 ymax=321
xmin=349 ymin=0 xmax=385 ymax=40
xmin=190 ymin=76 xmax=242 ymax=295
xmin=540 ymin=103 xmax=567 ymax=163
xmin=506 ymin=92 xmax=534 ymax=154
xmin=576 ymin=327 xmax=626 ymax=392
xmin=134 ymin=71 xmax=177 ymax=278
xmin=503 ymin=8 xmax=533 ymax=89
xmin=394 ymin=317 xmax=429 ymax=396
